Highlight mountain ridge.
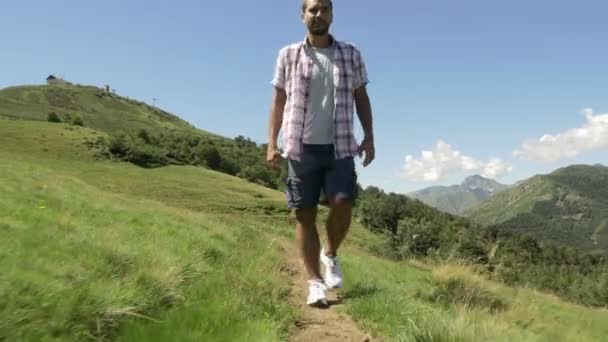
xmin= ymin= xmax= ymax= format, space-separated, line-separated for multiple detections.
xmin=408 ymin=174 xmax=511 ymax=214
xmin=465 ymin=164 xmax=608 ymax=254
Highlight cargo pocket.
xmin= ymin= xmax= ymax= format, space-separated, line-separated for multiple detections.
xmin=286 ymin=177 xmax=302 ymax=208
xmin=352 ymin=170 xmax=359 ymax=204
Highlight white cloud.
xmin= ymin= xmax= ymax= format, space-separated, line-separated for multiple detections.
xmin=403 ymin=140 xmax=513 ymax=182
xmin=513 ymin=108 xmax=608 ymax=162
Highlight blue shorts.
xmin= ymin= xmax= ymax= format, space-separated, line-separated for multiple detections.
xmin=285 ymin=144 xmax=358 ymax=209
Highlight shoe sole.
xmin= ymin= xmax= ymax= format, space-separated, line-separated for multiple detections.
xmin=307 ymin=299 xmax=329 ymax=308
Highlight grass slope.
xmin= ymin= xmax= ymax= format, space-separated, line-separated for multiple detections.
xmin=2 ymin=118 xmax=608 ymax=341
xmin=0 ymin=120 xmax=296 ymax=341
xmin=341 ymin=255 xmax=608 ymax=341
xmin=0 ymin=84 xmax=221 ymax=139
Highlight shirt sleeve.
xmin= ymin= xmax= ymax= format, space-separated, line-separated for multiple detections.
xmin=270 ymin=48 xmax=286 ymax=89
xmin=353 ymin=48 xmax=369 ymax=90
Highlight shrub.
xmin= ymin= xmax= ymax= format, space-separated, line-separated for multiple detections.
xmin=238 ymin=164 xmax=277 ymax=188
xmin=196 ymin=145 xmax=221 ymax=170
xmin=136 ymin=128 xmax=151 ymax=144
xmin=47 ymin=112 xmax=61 ymax=123
xmin=124 ymin=142 xmax=168 ymax=168
xmin=218 ymin=157 xmax=240 ymax=176
xmin=108 ymin=133 xmax=129 ymax=157
xmin=71 ymin=115 xmax=84 ymax=126
xmin=424 ymin=276 xmax=507 ymax=313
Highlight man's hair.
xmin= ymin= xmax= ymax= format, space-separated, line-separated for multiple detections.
xmin=301 ymin=0 xmax=333 ymax=13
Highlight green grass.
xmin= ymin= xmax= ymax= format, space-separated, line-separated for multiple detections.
xmin=0 ymin=157 xmax=297 ymax=341
xmin=0 ymin=84 xmax=222 ymax=139
xmin=0 ymin=119 xmax=299 ymax=341
xmin=2 ymin=117 xmax=608 ymax=341
xmin=335 ymin=254 xmax=608 ymax=341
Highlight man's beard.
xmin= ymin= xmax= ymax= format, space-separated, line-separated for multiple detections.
xmin=311 ymin=27 xmax=329 ymax=35
xmin=309 ymin=21 xmax=329 ymax=35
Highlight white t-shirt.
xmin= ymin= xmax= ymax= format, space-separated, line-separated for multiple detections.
xmin=303 ymin=46 xmax=335 ymax=145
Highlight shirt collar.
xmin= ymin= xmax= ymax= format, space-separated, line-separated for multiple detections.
xmin=302 ymin=34 xmax=336 ymax=50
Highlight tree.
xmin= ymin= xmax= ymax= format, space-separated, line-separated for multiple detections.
xmin=357 ymin=195 xmax=404 ymax=234
xmin=457 ymin=237 xmax=489 ymax=264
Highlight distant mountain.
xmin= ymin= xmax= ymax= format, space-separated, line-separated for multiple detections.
xmin=408 ymin=175 xmax=510 ymax=214
xmin=465 ymin=164 xmax=608 ymax=254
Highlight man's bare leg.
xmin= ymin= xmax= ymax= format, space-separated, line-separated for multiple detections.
xmin=324 ymin=198 xmax=352 ymax=257
xmin=295 ymin=207 xmax=323 ymax=280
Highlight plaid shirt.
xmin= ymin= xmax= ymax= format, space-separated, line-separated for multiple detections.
xmin=271 ymin=35 xmax=369 ymax=161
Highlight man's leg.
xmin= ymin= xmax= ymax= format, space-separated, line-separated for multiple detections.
xmin=286 ymin=146 xmax=329 ymax=306
xmin=320 ymin=198 xmax=352 ymax=289
xmin=285 ymin=147 xmax=324 ymax=281
xmin=323 ymin=157 xmax=357 ymax=257
xmin=319 ymin=157 xmax=357 ymax=289
xmin=324 ymin=198 xmax=352 ymax=257
xmin=295 ymin=208 xmax=323 ymax=281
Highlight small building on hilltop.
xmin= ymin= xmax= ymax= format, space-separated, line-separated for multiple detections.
xmin=46 ymin=75 xmax=71 ymax=85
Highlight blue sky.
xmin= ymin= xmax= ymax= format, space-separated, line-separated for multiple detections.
xmin=2 ymin=0 xmax=607 ymax=193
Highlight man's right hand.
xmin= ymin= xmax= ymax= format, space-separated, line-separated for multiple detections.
xmin=266 ymin=146 xmax=283 ymax=170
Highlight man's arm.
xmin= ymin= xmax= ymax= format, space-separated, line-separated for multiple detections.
xmin=355 ymin=86 xmax=373 ymax=141
xmin=354 ymin=85 xmax=375 ymax=166
xmin=267 ymin=86 xmax=286 ymax=169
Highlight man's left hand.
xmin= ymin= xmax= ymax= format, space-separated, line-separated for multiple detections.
xmin=358 ymin=137 xmax=375 ymax=167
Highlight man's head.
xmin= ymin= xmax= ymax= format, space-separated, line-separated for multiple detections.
xmin=301 ymin=0 xmax=333 ymax=36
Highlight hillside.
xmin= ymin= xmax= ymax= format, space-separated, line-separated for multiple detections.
xmin=0 ymin=84 xmax=222 ymax=139
xmin=2 ymin=118 xmax=608 ymax=341
xmin=465 ymin=165 xmax=608 ymax=254
xmin=2 ymin=84 xmax=608 ymax=341
xmin=409 ymin=175 xmax=510 ymax=214
xmin=0 ymin=83 xmax=284 ymax=190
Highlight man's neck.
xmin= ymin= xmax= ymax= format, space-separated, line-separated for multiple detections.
xmin=307 ymin=33 xmax=332 ymax=48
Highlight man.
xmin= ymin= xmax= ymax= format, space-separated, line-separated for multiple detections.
xmin=266 ymin=0 xmax=375 ymax=308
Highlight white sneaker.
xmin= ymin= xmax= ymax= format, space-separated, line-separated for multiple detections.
xmin=321 ymin=248 xmax=343 ymax=289
xmin=306 ymin=280 xmax=328 ymax=307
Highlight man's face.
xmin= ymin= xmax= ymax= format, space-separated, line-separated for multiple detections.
xmin=302 ymin=0 xmax=333 ymax=36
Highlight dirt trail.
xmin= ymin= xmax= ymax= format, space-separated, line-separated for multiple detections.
xmin=276 ymin=238 xmax=380 ymax=342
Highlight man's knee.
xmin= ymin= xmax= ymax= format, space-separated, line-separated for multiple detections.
xmin=329 ymin=197 xmax=353 ymax=210
xmin=295 ymin=208 xmax=317 ymax=226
